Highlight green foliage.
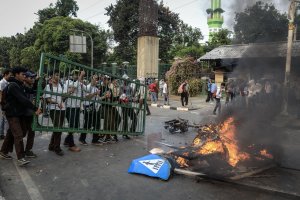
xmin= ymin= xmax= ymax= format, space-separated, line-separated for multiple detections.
xmin=21 ymin=46 xmax=39 ymax=70
xmin=9 ymin=47 xmax=21 ymax=67
xmin=37 ymin=0 xmax=79 ymax=23
xmin=188 ymin=78 xmax=204 ymax=97
xmin=171 ymin=45 xmax=205 ymax=59
xmin=35 ymin=16 xmax=109 ymax=66
xmin=206 ymin=29 xmax=232 ymax=52
xmin=173 ymin=22 xmax=203 ymax=47
xmin=0 ymin=37 xmax=12 ymax=67
xmin=55 ymin=0 xmax=79 ymax=17
xmin=166 ymin=57 xmax=203 ymax=96
xmin=234 ymin=1 xmax=288 ymax=43
xmin=105 ymin=0 xmax=202 ymax=64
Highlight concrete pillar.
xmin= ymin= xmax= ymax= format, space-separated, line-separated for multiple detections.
xmin=137 ymin=36 xmax=159 ymax=78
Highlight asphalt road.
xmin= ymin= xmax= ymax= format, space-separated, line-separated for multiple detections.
xmin=0 ymin=105 xmax=299 ymax=200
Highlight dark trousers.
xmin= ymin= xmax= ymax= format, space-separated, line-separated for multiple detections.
xmin=1 ymin=117 xmax=27 ymax=159
xmin=49 ymin=110 xmax=65 ymax=152
xmin=181 ymin=92 xmax=188 ymax=106
xmin=213 ymin=98 xmax=221 ymax=114
xmin=65 ymin=107 xmax=81 ymax=147
xmin=121 ymin=107 xmax=137 ymax=132
xmin=80 ymin=107 xmax=99 ymax=142
xmin=138 ymin=98 xmax=151 ymax=114
xmin=206 ymin=91 xmax=212 ymax=102
xmin=22 ymin=116 xmax=35 ymax=151
xmin=103 ymin=106 xmax=121 ymax=132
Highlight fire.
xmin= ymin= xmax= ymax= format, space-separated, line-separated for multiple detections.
xmin=260 ymin=149 xmax=273 ymax=159
xmin=173 ymin=117 xmax=274 ymax=169
xmin=176 ymin=156 xmax=189 ymax=168
xmin=198 ymin=141 xmax=224 ymax=155
xmin=194 ymin=117 xmax=250 ymax=167
xmin=219 ymin=117 xmax=250 ymax=167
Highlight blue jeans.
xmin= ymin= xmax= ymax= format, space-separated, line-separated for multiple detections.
xmin=0 ymin=111 xmax=7 ymax=136
xmin=151 ymin=92 xmax=157 ymax=103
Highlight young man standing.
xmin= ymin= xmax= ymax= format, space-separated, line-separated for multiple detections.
xmin=181 ymin=80 xmax=189 ymax=107
xmin=162 ymin=79 xmax=169 ymax=105
xmin=0 ymin=69 xmax=12 ymax=140
xmin=213 ymin=83 xmax=225 ymax=115
xmin=79 ymin=74 xmax=101 ymax=145
xmin=0 ymin=67 xmax=41 ymax=166
xmin=64 ymin=70 xmax=84 ymax=152
xmin=45 ymin=70 xmax=69 ymax=156
xmin=23 ymin=71 xmax=38 ymax=158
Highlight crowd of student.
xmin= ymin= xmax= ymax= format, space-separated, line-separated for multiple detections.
xmin=205 ymin=78 xmax=285 ymax=115
xmin=0 ymin=67 xmax=149 ymax=166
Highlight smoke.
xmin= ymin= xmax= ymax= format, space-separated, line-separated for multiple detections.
xmin=223 ymin=0 xmax=290 ymax=30
xmin=213 ymin=38 xmax=300 ymax=167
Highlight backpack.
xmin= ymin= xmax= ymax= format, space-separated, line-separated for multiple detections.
xmin=178 ymin=83 xmax=184 ymax=94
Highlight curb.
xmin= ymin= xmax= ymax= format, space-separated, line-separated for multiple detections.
xmin=149 ymin=104 xmax=199 ymax=111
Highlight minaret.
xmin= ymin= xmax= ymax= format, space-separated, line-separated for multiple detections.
xmin=207 ymin=0 xmax=224 ymax=40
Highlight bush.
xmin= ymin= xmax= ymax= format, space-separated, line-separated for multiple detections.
xmin=166 ymin=57 xmax=204 ymax=97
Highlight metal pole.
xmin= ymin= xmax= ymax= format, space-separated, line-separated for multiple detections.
xmin=282 ymin=0 xmax=298 ymax=114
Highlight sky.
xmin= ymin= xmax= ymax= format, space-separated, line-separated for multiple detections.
xmin=0 ymin=0 xmax=290 ymax=41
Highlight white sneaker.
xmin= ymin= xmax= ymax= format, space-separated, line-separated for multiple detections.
xmin=17 ymin=158 xmax=30 ymax=166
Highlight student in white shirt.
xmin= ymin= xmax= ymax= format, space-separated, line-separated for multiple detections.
xmin=79 ymin=75 xmax=101 ymax=145
xmin=0 ymin=69 xmax=12 ymax=139
xmin=213 ymin=83 xmax=225 ymax=115
xmin=44 ymin=70 xmax=69 ymax=156
xmin=63 ymin=69 xmax=85 ymax=152
xmin=162 ymin=79 xmax=168 ymax=105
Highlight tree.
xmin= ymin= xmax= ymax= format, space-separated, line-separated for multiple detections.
xmin=157 ymin=2 xmax=181 ymax=63
xmin=173 ymin=21 xmax=203 ymax=47
xmin=105 ymin=0 xmax=139 ymax=63
xmin=234 ymin=1 xmax=288 ymax=43
xmin=9 ymin=47 xmax=21 ymax=67
xmin=55 ymin=0 xmax=79 ymax=17
xmin=21 ymin=46 xmax=40 ymax=70
xmin=37 ymin=0 xmax=79 ymax=23
xmin=207 ymin=29 xmax=232 ymax=51
xmin=0 ymin=37 xmax=12 ymax=67
xmin=105 ymin=0 xmax=197 ymax=63
xmin=35 ymin=16 xmax=109 ymax=67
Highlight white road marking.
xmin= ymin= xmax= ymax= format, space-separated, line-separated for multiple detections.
xmin=13 ymin=161 xmax=44 ymax=200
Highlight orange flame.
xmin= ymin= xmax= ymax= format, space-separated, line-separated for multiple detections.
xmin=176 ymin=156 xmax=189 ymax=168
xmin=219 ymin=117 xmax=250 ymax=166
xmin=198 ymin=141 xmax=224 ymax=155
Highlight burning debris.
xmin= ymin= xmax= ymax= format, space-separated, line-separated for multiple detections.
xmin=164 ymin=118 xmax=199 ymax=134
xmin=164 ymin=117 xmax=276 ymax=179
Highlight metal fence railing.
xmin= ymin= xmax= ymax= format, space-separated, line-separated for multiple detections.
xmin=32 ymin=53 xmax=147 ymax=135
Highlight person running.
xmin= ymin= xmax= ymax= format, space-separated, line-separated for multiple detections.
xmin=0 ymin=67 xmax=41 ymax=166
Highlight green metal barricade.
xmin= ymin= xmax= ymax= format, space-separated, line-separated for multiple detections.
xmin=32 ymin=53 xmax=147 ymax=135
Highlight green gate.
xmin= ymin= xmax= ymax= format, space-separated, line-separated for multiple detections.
xmin=32 ymin=53 xmax=147 ymax=135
